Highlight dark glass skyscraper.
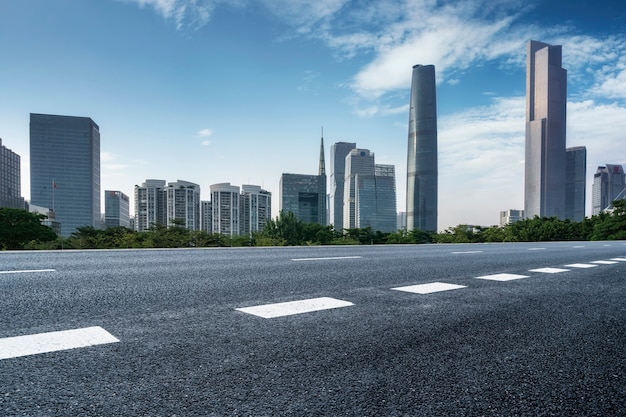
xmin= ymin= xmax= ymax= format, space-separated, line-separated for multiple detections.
xmin=525 ymin=40 xmax=567 ymax=219
xmin=565 ymin=146 xmax=586 ymax=221
xmin=406 ymin=64 xmax=438 ymax=232
xmin=30 ymin=113 xmax=100 ymax=236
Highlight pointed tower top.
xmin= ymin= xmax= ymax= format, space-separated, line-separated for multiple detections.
xmin=318 ymin=127 xmax=326 ymax=176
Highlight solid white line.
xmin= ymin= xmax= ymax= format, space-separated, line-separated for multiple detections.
xmin=564 ymin=263 xmax=597 ymax=269
xmin=475 ymin=273 xmax=529 ymax=281
xmin=451 ymin=251 xmax=483 ymax=254
xmin=392 ymin=282 xmax=467 ymax=294
xmin=0 ymin=326 xmax=119 ymax=360
xmin=291 ymin=256 xmax=362 ymax=261
xmin=0 ymin=269 xmax=56 ymax=275
xmin=529 ymin=267 xmax=569 ymax=273
xmin=590 ymin=260 xmax=618 ymax=265
xmin=236 ymin=297 xmax=354 ymax=318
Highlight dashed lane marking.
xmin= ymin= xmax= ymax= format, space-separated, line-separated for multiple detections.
xmin=591 ymin=260 xmax=618 ymax=265
xmin=451 ymin=251 xmax=483 ymax=254
xmin=529 ymin=267 xmax=570 ymax=273
xmin=291 ymin=256 xmax=362 ymax=261
xmin=475 ymin=273 xmax=530 ymax=281
xmin=611 ymin=258 xmax=626 ymax=261
xmin=0 ymin=269 xmax=56 ymax=275
xmin=0 ymin=326 xmax=119 ymax=360
xmin=391 ymin=282 xmax=467 ymax=294
xmin=236 ymin=297 xmax=354 ymax=318
xmin=565 ymin=263 xmax=598 ymax=269
xmin=528 ymin=248 xmax=546 ymax=251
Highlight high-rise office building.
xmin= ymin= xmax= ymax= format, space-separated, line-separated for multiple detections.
xmin=565 ymin=146 xmax=586 ymax=221
xmin=344 ymin=149 xmax=375 ymax=229
xmin=330 ymin=142 xmax=356 ymax=230
xmin=30 ymin=113 xmax=100 ymax=236
xmin=373 ymin=164 xmax=397 ymax=232
xmin=134 ymin=179 xmax=167 ymax=231
xmin=104 ymin=190 xmax=130 ymax=228
xmin=211 ymin=183 xmax=240 ymax=236
xmin=240 ymin=185 xmax=271 ymax=235
xmin=524 ymin=41 xmax=567 ymax=219
xmin=0 ymin=138 xmax=25 ymax=209
xmin=166 ymin=180 xmax=200 ymax=230
xmin=280 ymin=173 xmax=326 ymax=224
xmin=279 ymin=136 xmax=327 ymax=225
xmin=592 ymin=164 xmax=626 ymax=215
xmin=406 ymin=64 xmax=438 ymax=232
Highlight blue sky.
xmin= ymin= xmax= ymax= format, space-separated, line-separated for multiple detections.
xmin=1 ymin=0 xmax=625 ymax=230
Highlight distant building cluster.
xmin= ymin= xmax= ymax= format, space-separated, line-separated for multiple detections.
xmin=2 ymin=40 xmax=625 ymax=237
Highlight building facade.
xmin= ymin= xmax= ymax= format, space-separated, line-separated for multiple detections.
xmin=565 ymin=146 xmax=586 ymax=221
xmin=592 ymin=164 xmax=626 ymax=215
xmin=134 ymin=179 xmax=167 ymax=231
xmin=524 ymin=41 xmax=567 ymax=219
xmin=280 ymin=173 xmax=326 ymax=224
xmin=104 ymin=190 xmax=130 ymax=228
xmin=166 ymin=180 xmax=200 ymax=230
xmin=30 ymin=113 xmax=100 ymax=236
xmin=211 ymin=183 xmax=240 ymax=236
xmin=329 ymin=142 xmax=356 ymax=230
xmin=240 ymin=185 xmax=271 ymax=235
xmin=344 ymin=149 xmax=375 ymax=229
xmin=0 ymin=138 xmax=24 ymax=209
xmin=200 ymin=200 xmax=212 ymax=233
xmin=406 ymin=64 xmax=438 ymax=232
xmin=500 ymin=209 xmax=525 ymax=226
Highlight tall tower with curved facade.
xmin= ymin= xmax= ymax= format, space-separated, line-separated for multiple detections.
xmin=406 ymin=64 xmax=438 ymax=232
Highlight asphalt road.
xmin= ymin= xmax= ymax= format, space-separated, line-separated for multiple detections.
xmin=1 ymin=241 xmax=625 ymax=416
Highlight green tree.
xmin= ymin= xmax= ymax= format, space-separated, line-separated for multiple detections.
xmin=590 ymin=200 xmax=626 ymax=240
xmin=0 ymin=208 xmax=57 ymax=249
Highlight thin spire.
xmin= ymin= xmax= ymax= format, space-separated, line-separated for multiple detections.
xmin=318 ymin=126 xmax=326 ymax=176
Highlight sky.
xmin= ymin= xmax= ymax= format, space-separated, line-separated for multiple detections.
xmin=1 ymin=0 xmax=625 ymax=231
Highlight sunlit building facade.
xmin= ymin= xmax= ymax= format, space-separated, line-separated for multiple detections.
xmin=592 ymin=164 xmax=626 ymax=215
xmin=30 ymin=113 xmax=100 ymax=236
xmin=330 ymin=141 xmax=356 ymax=230
xmin=211 ymin=183 xmax=240 ymax=236
xmin=240 ymin=184 xmax=271 ymax=235
xmin=166 ymin=180 xmax=200 ymax=230
xmin=134 ymin=179 xmax=167 ymax=232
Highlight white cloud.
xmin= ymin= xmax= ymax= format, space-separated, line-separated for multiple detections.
xmin=121 ymin=0 xmax=235 ymax=29
xmin=201 ymin=139 xmax=212 ymax=146
xmin=197 ymin=128 xmax=213 ymax=137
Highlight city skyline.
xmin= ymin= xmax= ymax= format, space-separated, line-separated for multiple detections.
xmin=1 ymin=1 xmax=625 ymax=231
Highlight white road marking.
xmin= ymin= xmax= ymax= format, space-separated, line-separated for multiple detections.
xmin=391 ymin=282 xmax=467 ymax=294
xmin=564 ymin=263 xmax=598 ymax=269
xmin=236 ymin=297 xmax=354 ymax=318
xmin=475 ymin=273 xmax=529 ymax=281
xmin=528 ymin=248 xmax=546 ymax=251
xmin=611 ymin=258 xmax=626 ymax=261
xmin=0 ymin=269 xmax=56 ymax=275
xmin=591 ymin=260 xmax=618 ymax=265
xmin=529 ymin=267 xmax=569 ymax=273
xmin=451 ymin=251 xmax=483 ymax=254
xmin=0 ymin=326 xmax=119 ymax=360
xmin=291 ymin=256 xmax=362 ymax=261
xmin=573 ymin=246 xmax=585 ymax=248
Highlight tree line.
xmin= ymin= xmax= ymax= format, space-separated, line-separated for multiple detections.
xmin=1 ymin=200 xmax=625 ymax=250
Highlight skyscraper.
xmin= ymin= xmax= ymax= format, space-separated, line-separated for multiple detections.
xmin=592 ymin=164 xmax=626 ymax=215
xmin=104 ymin=190 xmax=130 ymax=228
xmin=406 ymin=64 xmax=438 ymax=232
xmin=30 ymin=113 xmax=100 ymax=236
xmin=524 ymin=40 xmax=567 ymax=219
xmin=344 ymin=148 xmax=375 ymax=229
xmin=330 ymin=142 xmax=356 ymax=230
xmin=0 ymin=138 xmax=24 ymax=209
xmin=280 ymin=174 xmax=326 ymax=224
xmin=565 ymin=146 xmax=586 ymax=221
